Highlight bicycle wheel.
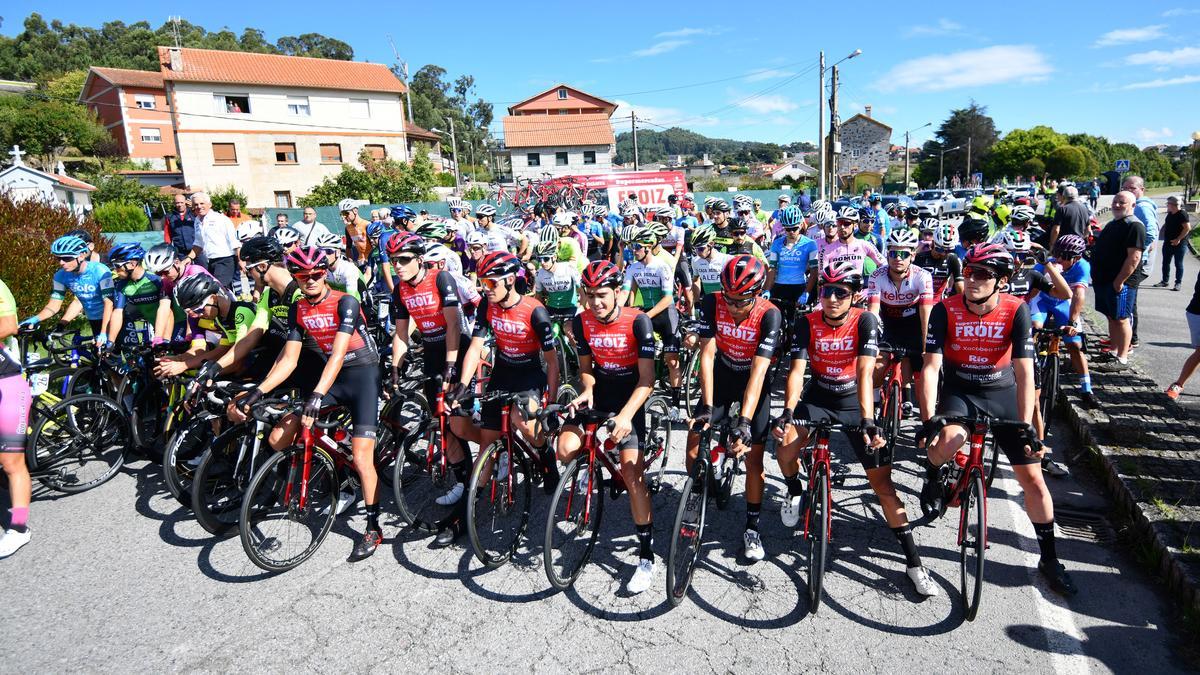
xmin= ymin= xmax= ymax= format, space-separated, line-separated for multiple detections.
xmin=643 ymin=396 xmax=673 ymax=494
xmin=162 ymin=414 xmax=217 ymax=507
xmin=959 ymin=468 xmax=987 ymax=621
xmin=466 ymin=440 xmax=533 ymax=568
xmin=714 ymin=453 xmax=736 ymax=510
xmin=667 ymin=472 xmax=708 ymax=607
xmin=65 ymin=365 xmax=107 ymax=398
xmin=682 ymin=351 xmax=701 ymax=418
xmin=806 ymin=469 xmax=830 ymax=613
xmin=392 ymin=427 xmax=457 ymax=532
xmin=239 ymin=446 xmax=338 ymax=573
xmin=26 ymin=394 xmax=129 ymax=494
xmin=1040 ymin=354 xmax=1059 ymax=429
xmin=192 ymin=427 xmax=262 ymax=535
xmin=984 ymin=436 xmax=1002 ymax=488
xmin=883 ymin=381 xmax=901 ymax=452
xmin=543 ymin=456 xmax=604 ymax=590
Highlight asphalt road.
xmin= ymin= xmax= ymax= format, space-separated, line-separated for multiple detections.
xmin=0 ymin=405 xmax=1193 ymax=672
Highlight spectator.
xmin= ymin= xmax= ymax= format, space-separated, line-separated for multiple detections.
xmin=1154 ymin=196 xmax=1191 ymax=291
xmin=752 ymin=199 xmax=770 ymax=228
xmin=275 ymin=212 xmax=289 ymax=228
xmin=292 ymin=206 xmax=333 ymax=247
xmin=163 ymin=194 xmax=198 ymax=261
xmin=796 ymin=190 xmax=811 ymax=212
xmin=226 ymin=199 xmax=252 ymax=226
xmin=1091 ymin=191 xmax=1145 ymax=372
xmin=1052 ymin=185 xmax=1089 ymax=242
xmin=341 ymin=204 xmax=371 ymax=269
xmin=1088 ymin=180 xmax=1101 ymax=210
xmin=187 ymin=191 xmax=241 ymax=290
xmin=1123 ymin=175 xmax=1158 ymax=347
xmin=1165 ymin=260 xmax=1200 ymax=399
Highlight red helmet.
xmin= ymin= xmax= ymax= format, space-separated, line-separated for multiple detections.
xmin=385 ymin=233 xmax=425 ymax=257
xmin=820 ymin=260 xmax=863 ymax=291
xmin=476 ymin=251 xmax=522 ymax=279
xmin=720 ymin=255 xmax=767 ymax=296
xmin=284 ymin=245 xmax=328 ymax=272
xmin=581 ymin=260 xmax=623 ymax=289
xmin=964 ymin=243 xmax=1014 ymax=277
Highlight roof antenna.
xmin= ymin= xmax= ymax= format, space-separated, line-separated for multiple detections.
xmin=387 ymin=35 xmax=414 ymax=124
xmin=168 ymin=16 xmax=183 ymax=49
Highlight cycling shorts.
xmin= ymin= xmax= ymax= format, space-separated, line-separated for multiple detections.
xmin=710 ymin=361 xmax=773 ymax=444
xmin=674 ymin=260 xmax=693 ymax=292
xmin=650 ymin=308 xmax=680 ymax=354
xmin=794 ymin=388 xmax=886 ymax=470
xmin=879 ymin=324 xmax=925 ymax=370
xmin=547 ymin=306 xmax=577 ymax=322
xmin=318 ymin=366 xmax=380 ymax=440
xmin=571 ymin=377 xmax=646 ymax=451
xmin=481 ymin=363 xmax=545 ymax=431
xmin=1029 ymin=304 xmax=1082 ymax=347
xmin=936 ymin=384 xmax=1039 ymax=467
xmin=420 ymin=340 xmax=467 ymax=410
xmin=0 ymin=374 xmax=31 ymax=453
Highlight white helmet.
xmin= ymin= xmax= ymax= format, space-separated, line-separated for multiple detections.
xmin=733 ymin=194 xmax=753 ymax=210
xmin=1002 ymin=228 xmax=1032 ymax=253
xmin=475 ymin=204 xmax=497 ymax=217
xmin=618 ymin=202 xmax=639 ymax=218
xmin=314 ymin=231 xmax=345 ymax=251
xmin=465 ymin=232 xmax=487 ymax=247
xmin=144 ymin=243 xmax=177 ymax=274
xmin=272 ymin=226 xmax=300 ymax=246
xmin=886 ymin=227 xmax=920 ymax=251
xmin=338 ymin=198 xmax=366 ymax=213
xmin=837 ymin=206 xmax=860 ymax=222
xmin=553 ymin=211 xmax=575 ymax=227
xmin=423 ymin=243 xmax=453 ymax=266
xmin=1009 ymin=204 xmax=1036 ymax=224
xmin=447 ymin=197 xmax=467 ymax=210
xmin=933 ymin=223 xmax=959 ymax=249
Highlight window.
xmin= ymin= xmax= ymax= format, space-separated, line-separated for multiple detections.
xmin=583 ymin=150 xmax=596 ymax=165
xmin=286 ymin=96 xmax=310 ymax=116
xmin=320 ymin=143 xmax=343 ymax=163
xmin=349 ymin=98 xmax=370 ymax=119
xmin=558 ymin=109 xmax=568 ymax=115
xmin=364 ymin=144 xmax=387 ymax=160
xmin=134 ymin=94 xmax=156 ymax=110
xmin=557 ymin=88 xmax=568 ymax=100
xmin=140 ymin=128 xmax=162 ymax=144
xmin=274 ymin=191 xmax=293 ymax=208
xmin=213 ymin=94 xmax=251 ymax=114
xmin=212 ymin=143 xmax=237 ymax=165
xmin=527 ymin=152 xmax=540 ymax=167
xmin=274 ymin=142 xmax=297 ymax=164
xmin=556 ymin=151 xmax=568 ymax=166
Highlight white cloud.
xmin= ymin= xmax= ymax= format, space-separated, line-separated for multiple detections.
xmin=1123 ymin=74 xmax=1200 ymax=89
xmin=905 ymin=18 xmax=964 ymax=38
xmin=735 ymin=94 xmax=799 ymax=114
xmin=1093 ymin=25 xmax=1166 ymax=47
xmin=1125 ymin=47 xmax=1200 ymax=67
xmin=875 ymin=45 xmax=1052 ymax=92
xmin=744 ymin=69 xmax=795 ymax=82
xmin=612 ymin=99 xmax=719 ymax=129
xmin=1163 ymin=7 xmax=1200 ymax=16
xmin=633 ymin=40 xmax=689 ymax=57
xmin=655 ymin=27 xmax=723 ymax=38
xmin=1136 ymin=127 xmax=1174 ymax=142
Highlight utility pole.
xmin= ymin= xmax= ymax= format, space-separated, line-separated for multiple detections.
xmin=904 ymin=130 xmax=911 ymax=194
xmin=387 ymin=36 xmax=415 ymax=124
xmin=817 ymin=51 xmax=825 ymax=201
xmin=829 ymin=65 xmax=840 ymax=196
xmin=447 ymin=116 xmax=461 ymax=195
xmin=631 ymin=111 xmax=640 ymax=171
xmin=966 ymin=136 xmax=972 ymax=185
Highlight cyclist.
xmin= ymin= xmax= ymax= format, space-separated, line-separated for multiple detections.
xmin=533 ymin=241 xmax=581 ymax=322
xmin=867 ymin=228 xmax=934 ymax=416
xmin=765 ymin=205 xmax=818 ymax=336
xmin=447 ymin=198 xmax=474 ymax=239
xmin=143 ymin=242 xmax=213 ymax=347
xmin=475 ymin=204 xmax=520 ymax=254
xmin=854 ymin=206 xmax=885 ymax=252
xmin=314 ymin=232 xmax=367 ymax=301
xmin=272 ymin=225 xmax=301 ymax=255
xmin=645 ymin=217 xmax=693 ymax=314
xmin=155 ymin=273 xmax=260 ymax=379
xmin=552 ymin=213 xmax=586 ymax=270
xmin=423 ymin=243 xmax=480 ymax=327
xmin=689 ymin=225 xmax=731 ymax=302
xmin=956 ymin=214 xmax=990 ymax=259
xmin=105 ymin=243 xmax=167 ymax=349
xmin=899 ymin=206 xmax=922 ymax=232
xmin=915 ymin=223 xmax=964 ymax=299
xmin=21 ymin=235 xmax=114 ymax=346
xmin=239 ymin=245 xmax=384 ymax=562
xmin=338 ymin=199 xmax=372 ymax=271
xmin=709 ymin=199 xmax=738 ymax=253
xmin=689 ymin=256 xmax=781 ymax=561
xmin=773 ymin=260 xmax=938 ymax=597
xmin=0 ymin=277 xmax=32 ymax=557
xmin=557 ymin=260 xmax=658 ymax=593
xmin=623 ymin=229 xmax=682 ymax=402
xmin=1031 ymin=235 xmax=1099 ymax=407
xmin=817 ymin=207 xmax=885 ymax=280
xmin=989 ymin=204 xmax=1039 ymax=250
xmin=464 ymin=231 xmax=489 ymax=276
xmin=1002 ymin=230 xmax=1069 ymax=305
xmin=918 ymin=243 xmax=1078 ymax=596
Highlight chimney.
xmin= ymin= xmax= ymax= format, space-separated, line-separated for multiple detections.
xmin=168 ymin=47 xmax=184 ymax=72
xmin=54 ymin=161 xmax=66 ymax=176
xmin=864 ymin=105 xmax=872 ymax=118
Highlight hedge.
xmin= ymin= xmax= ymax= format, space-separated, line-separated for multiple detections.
xmin=94 ymin=202 xmax=149 ymax=232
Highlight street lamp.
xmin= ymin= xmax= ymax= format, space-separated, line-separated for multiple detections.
xmin=430 ymin=120 xmax=462 ymax=195
xmin=1188 ymin=130 xmax=1200 ymax=204
xmin=938 ymin=145 xmax=962 ymax=189
xmin=903 ymin=122 xmax=931 ymax=194
xmin=818 ymin=48 xmax=862 ymax=201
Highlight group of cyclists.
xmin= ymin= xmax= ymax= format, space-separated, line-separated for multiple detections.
xmin=1 ymin=186 xmax=1083 ymax=601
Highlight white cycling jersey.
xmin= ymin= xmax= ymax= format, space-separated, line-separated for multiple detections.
xmin=865 ymin=265 xmax=934 ymax=321
xmin=690 ymin=251 xmax=731 ymax=295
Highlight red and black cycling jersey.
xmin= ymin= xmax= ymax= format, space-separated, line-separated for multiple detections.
xmin=287 ymin=289 xmax=378 ymax=368
xmin=697 ymin=293 xmax=782 ymax=372
xmin=393 ymin=270 xmax=460 ymax=345
xmin=572 ymin=308 xmax=655 ymax=383
xmin=926 ymin=293 xmax=1033 ymax=392
xmin=472 ymin=295 xmax=555 ymax=367
xmin=791 ymin=307 xmax=879 ymax=397
xmin=914 ymin=250 xmax=963 ymax=298
xmin=1005 ymin=267 xmax=1053 ymax=302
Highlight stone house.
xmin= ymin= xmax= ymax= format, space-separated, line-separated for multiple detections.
xmin=836 ymin=113 xmax=892 ymax=191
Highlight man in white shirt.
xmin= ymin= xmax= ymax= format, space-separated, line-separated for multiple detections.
xmin=293 ymin=206 xmax=334 ymax=247
xmin=186 ymin=191 xmax=241 ymax=290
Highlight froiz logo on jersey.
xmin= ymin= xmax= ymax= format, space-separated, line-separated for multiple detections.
xmin=591 ymin=334 xmax=629 ymax=349
xmin=303 ymin=315 xmax=338 ymax=330
xmin=492 ymin=317 xmax=527 ymax=336
xmin=954 ymin=323 xmax=1006 ymax=339
xmin=406 ymin=292 xmax=437 ymax=308
xmin=718 ymin=322 xmax=756 ymax=342
xmin=814 ymin=336 xmax=854 ymax=352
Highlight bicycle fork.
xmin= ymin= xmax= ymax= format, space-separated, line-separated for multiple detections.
xmin=804 ymin=437 xmax=833 ymax=541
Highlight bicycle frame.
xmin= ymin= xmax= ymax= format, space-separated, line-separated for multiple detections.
xmin=954 ymin=422 xmax=989 ymax=549
xmin=804 ymin=425 xmax=834 ymax=541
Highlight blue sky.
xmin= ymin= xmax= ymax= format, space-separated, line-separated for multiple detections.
xmin=5 ymin=1 xmax=1200 ymax=151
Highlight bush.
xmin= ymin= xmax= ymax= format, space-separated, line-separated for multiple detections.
xmin=435 ymin=172 xmax=457 ymax=188
xmin=93 ymin=202 xmax=148 ymax=232
xmin=462 ymin=185 xmax=488 ymax=201
xmin=298 ymin=152 xmax=438 ymax=206
xmin=209 ymin=185 xmax=248 ymax=214
xmin=0 ymin=191 xmax=108 ymax=317
xmin=84 ymin=172 xmax=169 ymax=213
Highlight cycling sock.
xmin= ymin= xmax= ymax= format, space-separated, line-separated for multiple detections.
xmin=745 ymin=502 xmax=761 ymax=532
xmin=365 ymin=503 xmax=381 ymax=532
xmin=784 ymin=473 xmax=805 ymax=497
xmin=1032 ymin=520 xmax=1057 ymax=564
xmin=9 ymin=507 xmax=28 ymax=533
xmin=450 ymin=459 xmax=470 ymax=485
xmin=671 ymin=387 xmax=682 ymax=405
xmin=923 ymin=459 xmax=941 ymax=482
xmin=1079 ymin=374 xmax=1093 ymax=393
xmin=636 ymin=523 xmax=653 ymax=561
xmin=891 ymin=525 xmax=922 ymax=567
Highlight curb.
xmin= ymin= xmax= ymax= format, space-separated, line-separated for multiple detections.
xmin=1057 ymin=319 xmax=1200 ymax=613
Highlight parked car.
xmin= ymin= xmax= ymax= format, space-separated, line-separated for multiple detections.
xmin=912 ymin=189 xmax=966 ymax=218
xmin=953 ymin=188 xmax=982 ymax=200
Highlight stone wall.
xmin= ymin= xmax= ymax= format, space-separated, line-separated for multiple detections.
xmin=837 ymin=117 xmax=891 ymax=179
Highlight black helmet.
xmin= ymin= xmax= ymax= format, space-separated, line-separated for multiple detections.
xmin=173 ymin=273 xmax=222 ymax=311
xmin=239 ymin=235 xmax=284 ymax=265
xmin=958 ymin=215 xmax=990 ymax=244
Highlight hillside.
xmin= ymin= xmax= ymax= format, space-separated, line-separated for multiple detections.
xmin=614 ymin=127 xmax=813 ymax=166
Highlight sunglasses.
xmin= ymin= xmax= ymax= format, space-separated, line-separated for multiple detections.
xmin=837 ymin=222 xmax=855 ymax=228
xmin=56 ymin=255 xmax=77 ymax=262
xmin=469 ymin=244 xmax=485 ymax=251
xmin=964 ymin=267 xmax=998 ymax=282
xmin=783 ymin=226 xmax=800 ymax=232
xmin=888 ymin=250 xmax=913 ymax=260
xmin=478 ymin=277 xmax=507 ymax=290
xmin=694 ymin=244 xmax=711 ymax=252
xmin=293 ymin=269 xmax=328 ymax=282
xmin=934 ymin=245 xmax=954 ymax=254
xmin=632 ymin=243 xmax=647 ymax=250
xmin=724 ymin=294 xmax=755 ymax=308
xmin=821 ymin=286 xmax=852 ymax=300
xmin=538 ymin=256 xmax=555 ymax=263
xmin=185 ymin=301 xmax=214 ymax=316
xmin=391 ymin=255 xmax=418 ymax=266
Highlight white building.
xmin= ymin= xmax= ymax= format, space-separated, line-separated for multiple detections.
xmin=502 ymin=84 xmax=616 ymax=181
xmin=0 ymin=146 xmax=95 ymax=216
xmin=158 ymin=47 xmax=410 ymax=208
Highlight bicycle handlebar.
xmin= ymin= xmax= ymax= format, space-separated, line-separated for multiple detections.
xmin=924 ymin=414 xmax=1036 ymax=440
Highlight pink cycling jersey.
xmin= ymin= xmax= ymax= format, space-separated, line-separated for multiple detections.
xmin=816 ymin=237 xmax=885 ymax=277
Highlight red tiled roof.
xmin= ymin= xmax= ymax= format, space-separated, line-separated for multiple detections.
xmin=90 ymin=67 xmax=164 ymax=89
xmin=405 ymin=121 xmax=440 ymax=142
xmin=507 ymin=83 xmax=617 ymax=116
xmin=502 ymin=113 xmax=615 ymax=149
xmin=156 ymin=47 xmax=405 ymax=94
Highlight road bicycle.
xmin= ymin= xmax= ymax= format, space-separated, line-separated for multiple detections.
xmin=162 ymin=375 xmax=256 ymax=507
xmin=392 ymin=377 xmax=463 ymax=533
xmin=549 ymin=317 xmax=580 ymax=405
xmin=876 ymin=342 xmax=912 ymax=458
xmin=1033 ymin=326 xmax=1071 ymax=431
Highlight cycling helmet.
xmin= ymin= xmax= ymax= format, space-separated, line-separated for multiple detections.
xmin=710 ymin=199 xmax=732 ymax=213
xmin=553 ymin=211 xmax=576 ymax=227
xmin=958 ymin=215 xmax=990 ymax=243
xmin=618 ymin=202 xmax=639 ymax=218
xmin=933 ymin=223 xmax=960 ymax=249
xmin=1002 ymin=228 xmax=1032 ymax=253
xmin=391 ymin=205 xmax=415 ymax=221
xmin=883 ymin=203 xmax=899 ymax=216
xmin=237 ymin=223 xmax=265 ymax=241
xmin=272 ymin=226 xmax=300 ymax=246
xmin=690 ymin=225 xmax=716 ymax=248
xmin=733 ymin=194 xmax=753 ymax=210
xmin=820 ymin=260 xmax=863 ymax=291
xmin=107 ymin=242 xmax=145 ymax=265
xmin=779 ymin=205 xmax=804 ymax=227
xmin=422 ymin=243 xmax=453 ymax=267
xmin=284 ymin=245 xmax=329 ymax=272
xmin=581 ymin=260 xmax=624 ymax=289
xmin=475 ymin=204 xmax=497 ymax=217
xmin=476 ymin=251 xmax=522 ymax=279
xmin=720 ymin=255 xmax=768 ymax=296
xmin=836 ymin=206 xmax=860 ymax=222
xmin=654 ymin=206 xmax=674 ymax=221
xmin=1054 ymin=234 xmax=1087 ymax=259
xmin=645 ymin=220 xmax=670 ymax=241
xmin=65 ymin=228 xmax=93 ymax=244
xmin=809 ymin=199 xmax=830 ymax=214
xmin=447 ymin=197 xmax=467 ymax=210
xmin=904 ymin=206 xmax=921 ymax=219
xmin=314 ymin=231 xmax=345 ymax=251
xmin=144 ymin=243 xmax=178 ymax=273
xmin=337 ymin=198 xmax=363 ymax=214
xmin=173 ymin=272 xmax=222 ymax=310
xmin=886 ymin=227 xmax=920 ymax=251
xmin=466 ymin=231 xmax=488 ymax=247
xmin=1009 ymin=204 xmax=1035 ymax=224
xmin=920 ymin=217 xmax=941 ymax=232
xmin=619 ymin=225 xmax=642 ymax=243
xmin=366 ymin=221 xmax=387 ymax=239
xmin=239 ymin=236 xmax=284 ymax=265
xmin=50 ymin=235 xmax=89 ymax=258
xmin=630 ymin=228 xmax=659 ymax=248
xmin=703 ymin=196 xmax=717 ymax=208
xmin=416 ymin=221 xmax=449 ymax=242
xmin=814 ymin=210 xmax=836 ymax=228
xmin=963 ymin=243 xmax=1014 ymax=277
xmin=534 ymin=241 xmax=558 ymax=258
xmin=537 ymin=225 xmax=560 ymax=244
xmin=385 ymin=233 xmax=426 ymax=257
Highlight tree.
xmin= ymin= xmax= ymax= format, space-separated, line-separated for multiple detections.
xmin=1044 ymin=146 xmax=1088 ymax=179
xmin=275 ymin=33 xmax=353 ymax=60
xmin=912 ymin=101 xmax=998 ymax=187
xmin=0 ymin=93 xmax=108 ymax=165
xmin=407 ymin=65 xmax=492 ymax=177
xmin=43 ymin=69 xmax=88 ymax=103
xmin=299 ymin=151 xmax=438 ymax=206
xmin=1020 ymin=157 xmax=1045 ymax=177
xmin=984 ymin=126 xmax=1066 ymax=177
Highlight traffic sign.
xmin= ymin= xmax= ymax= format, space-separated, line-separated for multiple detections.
xmin=1116 ymin=159 xmax=1131 ymax=172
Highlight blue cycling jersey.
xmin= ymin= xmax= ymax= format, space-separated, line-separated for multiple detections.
xmin=50 ymin=261 xmax=115 ymax=320
xmin=1034 ymin=258 xmax=1090 ymax=312
xmin=676 ymin=215 xmax=698 ymax=230
xmin=767 ymin=236 xmax=818 ymax=285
